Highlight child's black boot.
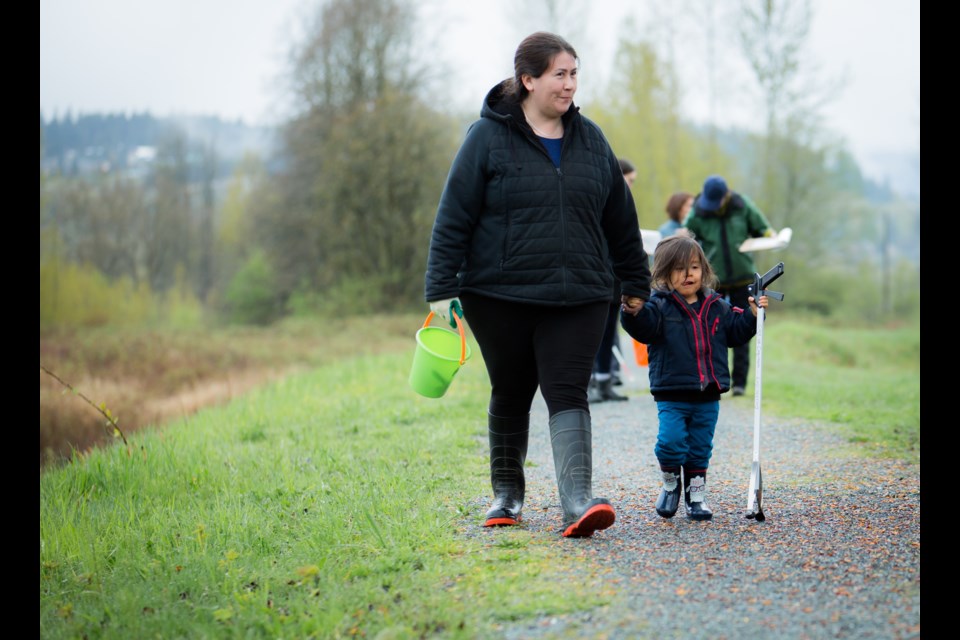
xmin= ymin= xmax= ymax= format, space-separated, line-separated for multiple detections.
xmin=655 ymin=466 xmax=681 ymax=518
xmin=683 ymin=467 xmax=713 ymax=521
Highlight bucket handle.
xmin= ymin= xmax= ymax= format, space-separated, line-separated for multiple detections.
xmin=423 ymin=311 xmax=467 ymax=365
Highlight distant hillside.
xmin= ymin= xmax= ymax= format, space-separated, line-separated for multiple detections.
xmin=694 ymin=124 xmax=920 ymax=206
xmin=859 ymin=150 xmax=921 ymax=202
xmin=40 ymin=112 xmax=278 ymax=181
xmin=41 ymin=110 xmax=919 ymax=208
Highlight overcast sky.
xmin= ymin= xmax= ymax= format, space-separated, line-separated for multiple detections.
xmin=40 ymin=0 xmax=919 ymax=183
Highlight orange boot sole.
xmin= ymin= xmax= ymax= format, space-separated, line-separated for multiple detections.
xmin=562 ymin=504 xmax=616 ymax=538
xmin=484 ymin=515 xmax=521 ymax=527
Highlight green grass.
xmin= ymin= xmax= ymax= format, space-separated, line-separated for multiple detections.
xmin=758 ymin=317 xmax=920 ymax=462
xmin=40 ymin=314 xmax=921 ymax=637
xmin=40 ymin=314 xmax=428 ymax=464
xmin=40 ymin=349 xmax=613 ymax=639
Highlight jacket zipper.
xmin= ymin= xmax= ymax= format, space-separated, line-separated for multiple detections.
xmin=702 ymin=296 xmax=721 ymax=389
xmin=677 ymin=293 xmax=723 ymax=391
xmin=675 ymin=292 xmax=707 ymax=389
xmin=512 ymin=122 xmax=570 ymax=297
xmin=557 ymin=166 xmax=566 ymax=299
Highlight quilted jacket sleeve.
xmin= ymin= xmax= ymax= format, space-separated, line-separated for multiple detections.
xmin=424 ymin=122 xmax=490 ymax=302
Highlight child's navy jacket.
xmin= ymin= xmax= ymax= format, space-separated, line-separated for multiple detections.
xmin=621 ymin=288 xmax=757 ymax=395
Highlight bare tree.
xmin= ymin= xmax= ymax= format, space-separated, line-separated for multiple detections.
xmin=289 ymin=0 xmax=422 ymax=113
xmin=737 ymin=0 xmax=839 ymax=217
xmin=256 ymin=0 xmax=459 ymax=310
xmin=44 ymin=176 xmax=146 ymax=285
xmin=143 ymin=133 xmax=192 ymax=293
xmin=590 ymin=31 xmax=734 ymax=229
xmin=506 ymin=0 xmax=592 ymax=46
xmin=196 ymin=142 xmax=217 ymax=302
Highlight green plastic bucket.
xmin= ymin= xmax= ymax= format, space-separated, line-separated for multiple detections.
xmin=409 ymin=311 xmax=472 ymax=398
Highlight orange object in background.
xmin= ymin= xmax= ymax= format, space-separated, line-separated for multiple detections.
xmin=632 ymin=339 xmax=648 ymax=366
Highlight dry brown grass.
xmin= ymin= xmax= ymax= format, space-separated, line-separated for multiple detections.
xmin=39 ymin=313 xmax=425 ymax=467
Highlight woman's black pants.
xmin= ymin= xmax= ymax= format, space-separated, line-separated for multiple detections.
xmin=460 ymin=293 xmax=609 ymax=418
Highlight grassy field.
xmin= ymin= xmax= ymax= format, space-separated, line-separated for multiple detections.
xmin=41 ymin=345 xmax=610 ymax=638
xmin=39 ymin=314 xmax=424 ymax=465
xmin=40 ymin=312 xmax=920 ymax=466
xmin=39 ymin=313 xmax=919 ymax=637
xmin=761 ymin=317 xmax=920 ymax=462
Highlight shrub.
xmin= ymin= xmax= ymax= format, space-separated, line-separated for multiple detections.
xmin=223 ymin=250 xmax=281 ymax=325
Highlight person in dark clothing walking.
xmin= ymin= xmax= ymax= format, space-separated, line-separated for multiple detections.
xmin=424 ymin=32 xmax=651 ymax=538
xmin=588 ymin=157 xmax=638 ymax=404
xmin=621 ymin=235 xmax=768 ymax=520
xmin=681 ymin=175 xmax=775 ymax=396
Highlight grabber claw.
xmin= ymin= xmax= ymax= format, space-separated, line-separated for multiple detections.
xmin=745 ymin=461 xmax=765 ymax=521
xmin=744 ymin=263 xmax=783 ymax=523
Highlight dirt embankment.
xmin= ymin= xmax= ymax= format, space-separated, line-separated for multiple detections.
xmin=40 ymin=315 xmax=422 ymax=468
xmin=40 ymin=364 xmax=300 ymax=466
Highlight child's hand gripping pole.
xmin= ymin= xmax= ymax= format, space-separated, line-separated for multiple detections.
xmin=745 ymin=262 xmax=785 ymax=522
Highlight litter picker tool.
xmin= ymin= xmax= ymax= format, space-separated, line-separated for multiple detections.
xmin=610 ymin=343 xmax=635 ymax=383
xmin=745 ymin=262 xmax=785 ymax=522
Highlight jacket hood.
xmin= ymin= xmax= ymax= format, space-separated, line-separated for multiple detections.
xmin=480 ymin=81 xmax=517 ymax=123
xmin=693 ymin=192 xmax=745 ymax=219
xmin=481 ymin=81 xmax=581 ymax=132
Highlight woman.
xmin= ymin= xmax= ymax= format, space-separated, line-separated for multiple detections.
xmin=659 ymin=191 xmax=694 ymax=238
xmin=587 ymin=157 xmax=639 ymax=404
xmin=424 ymin=32 xmax=651 ymax=537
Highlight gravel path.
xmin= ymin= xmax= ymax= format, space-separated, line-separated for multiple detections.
xmin=473 ymin=359 xmax=921 ymax=640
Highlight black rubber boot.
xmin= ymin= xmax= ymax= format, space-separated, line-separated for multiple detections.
xmin=655 ymin=466 xmax=681 ymax=518
xmin=483 ymin=413 xmax=529 ymax=527
xmin=599 ymin=378 xmax=628 ymax=402
xmin=549 ymin=409 xmax=616 ymax=537
xmin=683 ymin=467 xmax=713 ymax=521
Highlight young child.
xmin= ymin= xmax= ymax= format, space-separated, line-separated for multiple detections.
xmin=620 ymin=235 xmax=768 ymax=521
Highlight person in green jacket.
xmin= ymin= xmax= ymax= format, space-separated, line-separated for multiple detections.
xmin=682 ymin=175 xmax=775 ymax=396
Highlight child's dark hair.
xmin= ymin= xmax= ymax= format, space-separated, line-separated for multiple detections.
xmin=651 ymin=235 xmax=717 ymax=292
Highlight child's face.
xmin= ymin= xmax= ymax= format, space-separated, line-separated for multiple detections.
xmin=670 ymin=257 xmax=703 ymax=303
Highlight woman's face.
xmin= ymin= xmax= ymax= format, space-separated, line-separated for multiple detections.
xmin=522 ymin=52 xmax=578 ymax=118
xmin=680 ymin=196 xmax=694 ymax=218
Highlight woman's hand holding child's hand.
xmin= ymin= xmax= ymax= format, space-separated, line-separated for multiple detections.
xmin=621 ymin=296 xmax=645 ymax=316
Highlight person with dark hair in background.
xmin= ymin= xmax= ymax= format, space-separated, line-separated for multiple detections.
xmin=424 ymin=32 xmax=651 ymax=537
xmin=659 ymin=191 xmax=693 ymax=238
xmin=682 ymin=175 xmax=775 ymax=396
xmin=619 ymin=158 xmax=637 ymax=187
xmin=588 ymin=158 xmax=637 ymax=404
